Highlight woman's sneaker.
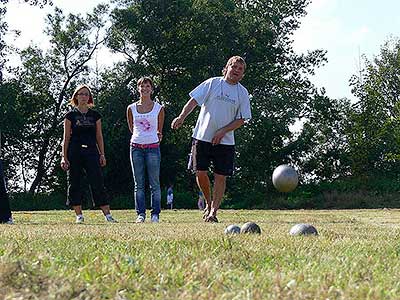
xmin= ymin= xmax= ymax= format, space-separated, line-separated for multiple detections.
xmin=151 ymin=215 xmax=159 ymax=223
xmin=136 ymin=215 xmax=145 ymax=223
xmin=75 ymin=215 xmax=84 ymax=224
xmin=105 ymin=215 xmax=118 ymax=223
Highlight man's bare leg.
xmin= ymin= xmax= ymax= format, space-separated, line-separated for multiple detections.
xmin=209 ymin=173 xmax=226 ymax=219
xmin=196 ymin=171 xmax=211 ymax=217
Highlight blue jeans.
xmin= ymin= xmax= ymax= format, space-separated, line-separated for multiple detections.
xmin=130 ymin=146 xmax=161 ymax=217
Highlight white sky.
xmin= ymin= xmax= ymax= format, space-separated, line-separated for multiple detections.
xmin=293 ymin=0 xmax=400 ymax=101
xmin=3 ymin=0 xmax=400 ymax=102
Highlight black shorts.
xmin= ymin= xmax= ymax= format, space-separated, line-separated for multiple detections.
xmin=190 ymin=139 xmax=235 ymax=176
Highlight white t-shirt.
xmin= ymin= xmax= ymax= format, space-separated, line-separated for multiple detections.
xmin=128 ymin=102 xmax=162 ymax=144
xmin=189 ymin=77 xmax=251 ymax=145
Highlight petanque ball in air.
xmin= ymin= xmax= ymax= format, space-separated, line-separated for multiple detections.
xmin=240 ymin=222 xmax=261 ymax=234
xmin=289 ymin=223 xmax=318 ymax=236
xmin=272 ymin=164 xmax=299 ymax=193
xmin=224 ymin=224 xmax=241 ymax=235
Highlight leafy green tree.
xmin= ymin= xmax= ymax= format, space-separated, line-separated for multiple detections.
xmin=295 ymin=93 xmax=352 ymax=181
xmin=232 ymin=0 xmax=328 ymax=198
xmin=107 ymin=0 xmax=327 ymax=202
xmin=2 ymin=5 xmax=109 ymax=194
xmin=0 ymin=0 xmax=52 ymax=81
xmin=0 ymin=0 xmax=52 ymax=6
xmin=349 ymin=38 xmax=400 ymax=178
xmin=0 ymin=81 xmax=28 ymax=190
xmin=94 ymin=67 xmax=134 ymax=196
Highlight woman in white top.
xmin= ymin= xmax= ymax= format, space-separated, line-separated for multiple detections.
xmin=127 ymin=77 xmax=165 ymax=223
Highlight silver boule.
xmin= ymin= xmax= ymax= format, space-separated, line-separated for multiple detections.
xmin=240 ymin=222 xmax=261 ymax=234
xmin=289 ymin=223 xmax=318 ymax=236
xmin=224 ymin=224 xmax=241 ymax=234
xmin=272 ymin=164 xmax=299 ymax=193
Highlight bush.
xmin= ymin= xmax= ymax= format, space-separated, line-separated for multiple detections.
xmin=10 ymin=192 xmax=67 ymax=211
xmin=8 ymin=176 xmax=400 ymax=210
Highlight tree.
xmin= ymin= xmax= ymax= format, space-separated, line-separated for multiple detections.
xmin=108 ymin=0 xmax=327 ymax=201
xmin=1 ymin=5 xmax=109 ymax=194
xmin=94 ymin=66 xmax=134 ymax=196
xmin=295 ymin=93 xmax=352 ymax=181
xmin=348 ymin=37 xmax=400 ymax=178
xmin=0 ymin=0 xmax=52 ymax=5
xmin=0 ymin=0 xmax=53 ymax=82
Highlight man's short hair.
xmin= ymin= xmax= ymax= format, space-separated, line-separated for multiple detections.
xmin=222 ymin=56 xmax=246 ymax=75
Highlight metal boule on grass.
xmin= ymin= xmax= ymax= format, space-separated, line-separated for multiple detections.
xmin=224 ymin=224 xmax=241 ymax=235
xmin=240 ymin=222 xmax=261 ymax=234
xmin=289 ymin=223 xmax=318 ymax=236
xmin=272 ymin=164 xmax=299 ymax=193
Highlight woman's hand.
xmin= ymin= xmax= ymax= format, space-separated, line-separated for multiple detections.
xmin=61 ymin=157 xmax=70 ymax=171
xmin=100 ymin=154 xmax=107 ymax=167
xmin=157 ymin=131 xmax=163 ymax=142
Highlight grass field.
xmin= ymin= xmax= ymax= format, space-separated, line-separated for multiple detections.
xmin=1 ymin=209 xmax=400 ymax=299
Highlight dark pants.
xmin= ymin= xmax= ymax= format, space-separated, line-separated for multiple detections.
xmin=67 ymin=144 xmax=108 ymax=207
xmin=0 ymin=160 xmax=12 ymax=222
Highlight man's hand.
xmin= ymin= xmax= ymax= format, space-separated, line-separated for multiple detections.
xmin=211 ymin=129 xmax=226 ymax=145
xmin=171 ymin=116 xmax=184 ymax=129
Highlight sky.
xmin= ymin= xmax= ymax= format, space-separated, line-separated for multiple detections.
xmin=3 ymin=0 xmax=400 ymax=102
xmin=293 ymin=0 xmax=400 ymax=101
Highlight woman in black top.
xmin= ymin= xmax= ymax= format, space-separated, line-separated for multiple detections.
xmin=61 ymin=84 xmax=117 ymax=223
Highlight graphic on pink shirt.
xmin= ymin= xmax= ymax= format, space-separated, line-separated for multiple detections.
xmin=136 ymin=118 xmax=151 ymax=131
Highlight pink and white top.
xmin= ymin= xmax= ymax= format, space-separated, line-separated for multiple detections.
xmin=128 ymin=102 xmax=162 ymax=145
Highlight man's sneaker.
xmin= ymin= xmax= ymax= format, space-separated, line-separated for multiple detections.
xmin=205 ymin=215 xmax=218 ymax=223
xmin=151 ymin=215 xmax=159 ymax=223
xmin=203 ymin=208 xmax=210 ymax=220
xmin=75 ymin=215 xmax=84 ymax=224
xmin=105 ymin=215 xmax=118 ymax=223
xmin=136 ymin=215 xmax=145 ymax=223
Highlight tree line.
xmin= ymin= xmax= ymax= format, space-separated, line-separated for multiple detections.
xmin=1 ymin=0 xmax=400 ymax=209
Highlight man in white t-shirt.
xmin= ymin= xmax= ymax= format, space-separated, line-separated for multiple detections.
xmin=171 ymin=56 xmax=251 ymax=222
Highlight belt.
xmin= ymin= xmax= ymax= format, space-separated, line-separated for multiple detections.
xmin=71 ymin=143 xmax=95 ymax=149
xmin=80 ymin=144 xmax=96 ymax=148
xmin=131 ymin=143 xmax=159 ymax=149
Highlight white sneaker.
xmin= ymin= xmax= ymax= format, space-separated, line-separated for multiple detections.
xmin=136 ymin=215 xmax=145 ymax=223
xmin=6 ymin=218 xmax=14 ymax=225
xmin=75 ymin=215 xmax=84 ymax=224
xmin=151 ymin=215 xmax=159 ymax=223
xmin=105 ymin=215 xmax=118 ymax=223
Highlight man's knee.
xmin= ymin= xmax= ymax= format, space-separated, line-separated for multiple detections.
xmin=214 ymin=173 xmax=226 ymax=183
xmin=196 ymin=171 xmax=208 ymax=180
